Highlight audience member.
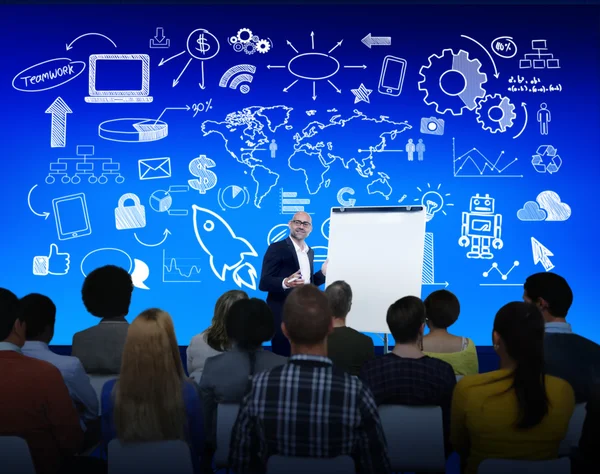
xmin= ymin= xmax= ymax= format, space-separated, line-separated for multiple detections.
xmin=524 ymin=272 xmax=600 ymax=402
xmin=72 ymin=265 xmax=133 ymax=374
xmin=0 ymin=288 xmax=106 ymax=474
xmin=19 ymin=293 xmax=100 ymax=449
xmin=229 ymin=285 xmax=391 ymax=474
xmin=325 ymin=280 xmax=374 ymax=376
xmin=360 ymin=296 xmax=456 ymax=458
xmin=422 ymin=289 xmax=478 ymax=376
xmin=572 ymin=384 xmax=600 ymax=473
xmin=199 ymin=298 xmax=286 ymax=469
xmin=101 ymin=309 xmax=203 ymax=473
xmin=187 ymin=289 xmax=248 ymax=381
xmin=451 ymin=301 xmax=575 ymax=474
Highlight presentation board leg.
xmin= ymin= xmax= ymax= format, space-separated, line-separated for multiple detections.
xmin=383 ymin=334 xmax=389 ymax=354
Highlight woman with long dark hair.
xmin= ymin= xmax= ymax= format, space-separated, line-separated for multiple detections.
xmin=451 ymin=302 xmax=575 ymax=474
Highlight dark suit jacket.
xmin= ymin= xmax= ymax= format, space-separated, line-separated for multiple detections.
xmin=71 ymin=319 xmax=129 ymax=374
xmin=544 ymin=332 xmax=600 ymax=403
xmin=259 ymin=237 xmax=326 ymax=314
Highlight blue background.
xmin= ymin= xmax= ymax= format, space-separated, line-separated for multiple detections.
xmin=1 ymin=3 xmax=598 ymax=346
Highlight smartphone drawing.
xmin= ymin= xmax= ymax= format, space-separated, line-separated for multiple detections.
xmin=52 ymin=193 xmax=92 ymax=240
xmin=378 ymin=55 xmax=407 ymax=97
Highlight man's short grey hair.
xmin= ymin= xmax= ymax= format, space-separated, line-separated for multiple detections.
xmin=325 ymin=280 xmax=352 ymax=318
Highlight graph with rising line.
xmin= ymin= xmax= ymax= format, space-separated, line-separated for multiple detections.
xmin=162 ymin=250 xmax=202 ymax=283
xmin=453 ymin=138 xmax=522 ymax=178
xmin=480 ymin=261 xmax=521 ymax=286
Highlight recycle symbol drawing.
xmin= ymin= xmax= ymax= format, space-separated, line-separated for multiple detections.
xmin=418 ymin=48 xmax=516 ymax=133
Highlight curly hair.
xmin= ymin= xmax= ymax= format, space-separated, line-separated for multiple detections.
xmin=81 ymin=265 xmax=133 ymax=318
xmin=205 ymin=290 xmax=248 ymax=351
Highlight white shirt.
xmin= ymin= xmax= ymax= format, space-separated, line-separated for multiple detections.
xmin=282 ymin=238 xmax=311 ymax=288
xmin=0 ymin=341 xmax=21 ymax=352
xmin=21 ymin=341 xmax=99 ymax=423
xmin=545 ymin=322 xmax=573 ymax=334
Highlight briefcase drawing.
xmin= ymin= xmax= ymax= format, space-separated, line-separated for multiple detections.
xmin=115 ymin=193 xmax=146 ymax=230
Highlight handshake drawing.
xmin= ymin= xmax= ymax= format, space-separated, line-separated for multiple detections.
xmin=33 ymin=244 xmax=70 ymax=276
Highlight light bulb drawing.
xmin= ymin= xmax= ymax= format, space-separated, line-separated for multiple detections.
xmin=414 ymin=183 xmax=453 ymax=222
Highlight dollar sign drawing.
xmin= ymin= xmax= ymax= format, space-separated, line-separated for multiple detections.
xmin=195 ymin=33 xmax=210 ymax=55
xmin=188 ymin=155 xmax=217 ymax=194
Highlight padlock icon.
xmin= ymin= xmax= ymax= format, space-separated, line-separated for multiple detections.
xmin=115 ymin=193 xmax=146 ymax=230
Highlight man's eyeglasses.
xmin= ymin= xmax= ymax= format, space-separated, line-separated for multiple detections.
xmin=291 ymin=220 xmax=312 ymax=227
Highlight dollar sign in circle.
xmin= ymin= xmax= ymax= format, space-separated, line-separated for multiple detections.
xmin=195 ymin=33 xmax=210 ymax=54
xmin=188 ymin=155 xmax=217 ymax=194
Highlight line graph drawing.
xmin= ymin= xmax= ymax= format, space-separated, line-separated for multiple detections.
xmin=162 ymin=249 xmax=202 ymax=282
xmin=480 ymin=260 xmax=521 ymax=286
xmin=453 ymin=138 xmax=522 ymax=178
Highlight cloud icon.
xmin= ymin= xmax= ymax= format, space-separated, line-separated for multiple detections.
xmin=536 ymin=191 xmax=571 ymax=221
xmin=517 ymin=201 xmax=547 ymax=221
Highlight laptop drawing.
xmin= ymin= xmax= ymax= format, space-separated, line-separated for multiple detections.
xmin=85 ymin=54 xmax=153 ymax=103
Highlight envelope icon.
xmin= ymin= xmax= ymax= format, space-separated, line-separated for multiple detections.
xmin=138 ymin=157 xmax=171 ymax=180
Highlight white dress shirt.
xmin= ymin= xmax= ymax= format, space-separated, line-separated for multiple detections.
xmin=22 ymin=341 xmax=99 ymax=423
xmin=0 ymin=341 xmax=21 ymax=352
xmin=282 ymin=238 xmax=311 ymax=289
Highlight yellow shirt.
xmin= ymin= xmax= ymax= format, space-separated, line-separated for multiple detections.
xmin=424 ymin=337 xmax=479 ymax=376
xmin=451 ymin=369 xmax=575 ymax=474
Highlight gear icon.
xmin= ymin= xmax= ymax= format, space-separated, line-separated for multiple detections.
xmin=475 ymin=94 xmax=516 ymax=133
xmin=233 ymin=42 xmax=244 ymax=52
xmin=256 ymin=38 xmax=271 ymax=54
xmin=229 ymin=36 xmax=238 ymax=44
xmin=236 ymin=28 xmax=253 ymax=43
xmin=243 ymin=42 xmax=256 ymax=54
xmin=418 ymin=49 xmax=487 ymax=116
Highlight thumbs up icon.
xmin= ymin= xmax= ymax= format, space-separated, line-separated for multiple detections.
xmin=33 ymin=244 xmax=70 ymax=276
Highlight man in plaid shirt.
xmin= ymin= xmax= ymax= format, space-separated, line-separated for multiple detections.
xmin=229 ymin=284 xmax=391 ymax=474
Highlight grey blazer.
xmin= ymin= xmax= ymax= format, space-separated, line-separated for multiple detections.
xmin=198 ymin=347 xmax=287 ymax=447
xmin=71 ymin=319 xmax=129 ymax=374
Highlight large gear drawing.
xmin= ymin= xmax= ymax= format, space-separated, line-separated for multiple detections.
xmin=236 ymin=28 xmax=253 ymax=43
xmin=256 ymin=39 xmax=271 ymax=53
xmin=475 ymin=94 xmax=516 ymax=133
xmin=418 ymin=49 xmax=487 ymax=116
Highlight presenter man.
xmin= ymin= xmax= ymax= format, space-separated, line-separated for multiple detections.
xmin=259 ymin=211 xmax=328 ymax=356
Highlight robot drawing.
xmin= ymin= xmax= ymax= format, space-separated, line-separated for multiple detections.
xmin=458 ymin=193 xmax=503 ymax=259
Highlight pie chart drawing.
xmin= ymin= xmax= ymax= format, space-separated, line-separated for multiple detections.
xmin=217 ymin=185 xmax=249 ymax=210
xmin=99 ymin=118 xmax=168 ymax=143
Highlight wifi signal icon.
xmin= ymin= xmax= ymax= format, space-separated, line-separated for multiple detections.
xmin=219 ymin=64 xmax=256 ymax=94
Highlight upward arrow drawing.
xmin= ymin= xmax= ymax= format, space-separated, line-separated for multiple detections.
xmin=45 ymin=97 xmax=72 ymax=148
xmin=531 ymin=237 xmax=555 ymax=271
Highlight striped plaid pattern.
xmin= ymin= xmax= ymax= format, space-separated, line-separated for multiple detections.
xmin=229 ymin=354 xmax=391 ymax=474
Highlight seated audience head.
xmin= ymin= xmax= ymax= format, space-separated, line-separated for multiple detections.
xmin=492 ymin=301 xmax=548 ymax=429
xmin=423 ymin=289 xmax=460 ymax=331
xmin=82 ymin=265 xmax=133 ymax=319
xmin=282 ymin=285 xmax=333 ymax=350
xmin=325 ymin=280 xmax=352 ymax=320
xmin=206 ymin=289 xmax=248 ymax=351
xmin=226 ymin=298 xmax=274 ymax=351
xmin=18 ymin=293 xmax=56 ymax=343
xmin=523 ymin=272 xmax=573 ymax=323
xmin=115 ymin=308 xmax=186 ymax=441
xmin=387 ymin=296 xmax=426 ymax=346
xmin=0 ymin=288 xmax=22 ymax=345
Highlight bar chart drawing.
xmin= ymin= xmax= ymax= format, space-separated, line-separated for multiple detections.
xmin=279 ymin=188 xmax=313 ymax=214
xmin=162 ymin=250 xmax=202 ymax=283
xmin=422 ymin=232 xmax=449 ymax=287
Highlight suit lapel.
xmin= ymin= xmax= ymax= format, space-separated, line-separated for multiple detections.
xmin=286 ymin=237 xmax=301 ymax=271
xmin=308 ymin=247 xmax=315 ymax=283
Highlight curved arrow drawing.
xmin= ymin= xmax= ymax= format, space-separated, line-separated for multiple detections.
xmin=66 ymin=33 xmax=117 ymax=50
xmin=461 ymin=34 xmax=499 ymax=78
xmin=28 ymin=185 xmax=50 ymax=219
xmin=513 ymin=102 xmax=528 ymax=139
xmin=134 ymin=229 xmax=171 ymax=247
